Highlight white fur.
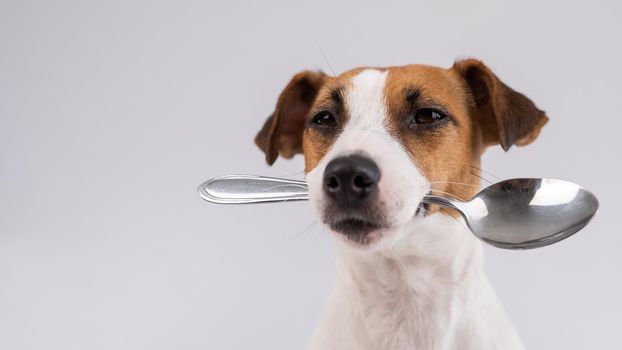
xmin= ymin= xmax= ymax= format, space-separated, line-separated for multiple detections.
xmin=307 ymin=69 xmax=429 ymax=247
xmin=305 ymin=70 xmax=524 ymax=349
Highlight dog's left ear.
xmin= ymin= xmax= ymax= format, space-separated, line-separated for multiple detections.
xmin=255 ymin=71 xmax=327 ymax=165
xmin=452 ymin=59 xmax=549 ymax=151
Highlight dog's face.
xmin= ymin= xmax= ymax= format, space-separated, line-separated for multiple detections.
xmin=256 ymin=59 xmax=548 ymax=249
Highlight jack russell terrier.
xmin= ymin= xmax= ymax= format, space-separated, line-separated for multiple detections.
xmin=255 ymin=59 xmax=548 ymax=349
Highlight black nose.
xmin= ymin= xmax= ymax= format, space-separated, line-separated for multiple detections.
xmin=323 ymin=155 xmax=380 ymax=205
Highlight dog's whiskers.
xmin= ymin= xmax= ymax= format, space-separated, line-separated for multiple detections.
xmin=438 ymin=207 xmax=472 ymax=236
xmin=468 ymin=170 xmax=494 ymax=185
xmin=317 ymin=46 xmax=345 ymax=92
xmin=469 ymin=165 xmax=502 ymax=181
xmin=427 ymin=189 xmax=466 ymax=201
xmin=289 ymin=220 xmax=319 ymax=241
xmin=427 ymin=181 xmax=480 ymax=188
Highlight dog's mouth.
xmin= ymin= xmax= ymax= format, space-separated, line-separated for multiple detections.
xmin=327 ymin=217 xmax=385 ymax=245
xmin=320 ymin=199 xmax=426 ymax=246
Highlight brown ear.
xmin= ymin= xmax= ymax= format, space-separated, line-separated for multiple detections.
xmin=255 ymin=71 xmax=327 ymax=165
xmin=452 ymin=59 xmax=548 ymax=151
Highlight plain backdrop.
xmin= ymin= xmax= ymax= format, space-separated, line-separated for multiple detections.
xmin=1 ymin=0 xmax=621 ymax=349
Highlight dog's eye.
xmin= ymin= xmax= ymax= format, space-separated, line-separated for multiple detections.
xmin=408 ymin=108 xmax=449 ymax=130
xmin=412 ymin=109 xmax=447 ymax=125
xmin=311 ymin=111 xmax=337 ymax=128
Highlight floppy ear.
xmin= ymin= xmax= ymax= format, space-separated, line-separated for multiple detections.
xmin=255 ymin=71 xmax=327 ymax=165
xmin=452 ymin=59 xmax=548 ymax=151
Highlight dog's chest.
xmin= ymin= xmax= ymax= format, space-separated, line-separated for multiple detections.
xmin=343 ymin=257 xmax=461 ymax=349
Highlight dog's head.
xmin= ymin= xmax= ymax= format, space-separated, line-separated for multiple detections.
xmin=255 ymin=59 xmax=548 ymax=249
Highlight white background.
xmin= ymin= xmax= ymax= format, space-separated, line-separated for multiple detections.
xmin=1 ymin=0 xmax=621 ymax=349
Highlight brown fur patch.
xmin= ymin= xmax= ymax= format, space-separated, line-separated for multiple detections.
xmin=302 ymin=68 xmax=366 ymax=172
xmin=383 ymin=65 xmax=483 ymax=212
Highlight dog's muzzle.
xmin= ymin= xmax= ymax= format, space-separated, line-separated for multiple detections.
xmin=322 ymin=155 xmax=386 ymax=242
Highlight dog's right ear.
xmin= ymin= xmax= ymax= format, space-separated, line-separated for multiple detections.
xmin=255 ymin=71 xmax=327 ymax=165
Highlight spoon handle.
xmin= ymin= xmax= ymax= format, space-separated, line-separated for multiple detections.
xmin=199 ymin=175 xmax=464 ymax=210
xmin=198 ymin=175 xmax=309 ymax=204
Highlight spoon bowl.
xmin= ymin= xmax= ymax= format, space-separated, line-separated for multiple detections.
xmin=198 ymin=176 xmax=599 ymax=249
xmin=422 ymin=178 xmax=599 ymax=249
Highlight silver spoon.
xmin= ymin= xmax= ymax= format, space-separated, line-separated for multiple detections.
xmin=198 ymin=175 xmax=599 ymax=250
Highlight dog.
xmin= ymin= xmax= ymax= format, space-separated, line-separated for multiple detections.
xmin=254 ymin=59 xmax=547 ymax=349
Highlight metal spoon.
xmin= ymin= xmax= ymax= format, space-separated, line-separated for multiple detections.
xmin=198 ymin=175 xmax=599 ymax=249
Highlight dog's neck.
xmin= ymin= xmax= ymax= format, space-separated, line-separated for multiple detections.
xmin=319 ymin=214 xmax=489 ymax=349
xmin=336 ymin=213 xmax=482 ymax=292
